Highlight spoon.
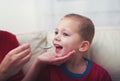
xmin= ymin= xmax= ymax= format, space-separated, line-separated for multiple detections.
xmin=40 ymin=45 xmax=52 ymax=49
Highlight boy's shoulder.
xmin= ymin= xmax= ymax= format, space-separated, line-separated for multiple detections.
xmin=91 ymin=60 xmax=108 ymax=74
xmin=89 ymin=60 xmax=112 ymax=80
xmin=85 ymin=58 xmax=108 ymax=73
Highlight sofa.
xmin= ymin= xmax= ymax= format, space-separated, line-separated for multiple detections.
xmin=16 ymin=27 xmax=120 ymax=81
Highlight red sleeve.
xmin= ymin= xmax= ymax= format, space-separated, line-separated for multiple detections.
xmin=0 ymin=30 xmax=24 ymax=81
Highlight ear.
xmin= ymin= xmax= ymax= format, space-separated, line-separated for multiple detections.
xmin=79 ymin=41 xmax=90 ymax=52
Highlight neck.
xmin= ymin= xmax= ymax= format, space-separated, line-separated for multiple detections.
xmin=65 ymin=54 xmax=87 ymax=74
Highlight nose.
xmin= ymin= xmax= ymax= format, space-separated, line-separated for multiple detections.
xmin=54 ymin=34 xmax=61 ymax=41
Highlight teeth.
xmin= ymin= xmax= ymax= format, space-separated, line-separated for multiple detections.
xmin=55 ymin=46 xmax=62 ymax=49
xmin=54 ymin=44 xmax=63 ymax=49
xmin=56 ymin=45 xmax=62 ymax=48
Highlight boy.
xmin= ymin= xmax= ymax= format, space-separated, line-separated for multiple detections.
xmin=23 ymin=13 xmax=112 ymax=81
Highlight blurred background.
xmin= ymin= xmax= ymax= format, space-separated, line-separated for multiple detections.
xmin=0 ymin=0 xmax=120 ymax=34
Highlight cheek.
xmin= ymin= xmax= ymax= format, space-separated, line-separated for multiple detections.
xmin=64 ymin=39 xmax=81 ymax=49
xmin=60 ymin=36 xmax=81 ymax=56
xmin=63 ymin=40 xmax=77 ymax=53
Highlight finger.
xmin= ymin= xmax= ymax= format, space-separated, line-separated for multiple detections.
xmin=55 ymin=50 xmax=76 ymax=61
xmin=51 ymin=61 xmax=63 ymax=66
xmin=16 ymin=48 xmax=31 ymax=60
xmin=51 ymin=50 xmax=76 ymax=65
xmin=9 ymin=43 xmax=30 ymax=54
xmin=8 ymin=53 xmax=32 ymax=75
xmin=17 ymin=52 xmax=32 ymax=67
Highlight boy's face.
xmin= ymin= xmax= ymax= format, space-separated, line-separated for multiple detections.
xmin=52 ymin=18 xmax=83 ymax=56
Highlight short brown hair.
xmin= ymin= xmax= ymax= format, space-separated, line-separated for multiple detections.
xmin=63 ymin=13 xmax=95 ymax=43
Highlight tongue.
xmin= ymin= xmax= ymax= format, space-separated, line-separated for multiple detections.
xmin=56 ymin=47 xmax=62 ymax=53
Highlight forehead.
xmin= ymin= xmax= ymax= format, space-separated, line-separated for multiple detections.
xmin=57 ymin=18 xmax=81 ymax=32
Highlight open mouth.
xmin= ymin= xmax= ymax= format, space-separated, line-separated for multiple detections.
xmin=54 ymin=44 xmax=63 ymax=53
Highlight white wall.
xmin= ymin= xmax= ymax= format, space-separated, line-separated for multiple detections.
xmin=34 ymin=0 xmax=54 ymax=31
xmin=0 ymin=0 xmax=120 ymax=34
xmin=52 ymin=0 xmax=120 ymax=27
xmin=0 ymin=0 xmax=38 ymax=34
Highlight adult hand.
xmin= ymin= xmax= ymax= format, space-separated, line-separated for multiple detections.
xmin=22 ymin=50 xmax=75 ymax=81
xmin=0 ymin=44 xmax=32 ymax=81
xmin=37 ymin=50 xmax=76 ymax=66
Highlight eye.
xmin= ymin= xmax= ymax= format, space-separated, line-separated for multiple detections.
xmin=63 ymin=32 xmax=69 ymax=36
xmin=54 ymin=31 xmax=58 ymax=35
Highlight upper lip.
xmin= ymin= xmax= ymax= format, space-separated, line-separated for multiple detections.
xmin=53 ymin=42 xmax=62 ymax=47
xmin=54 ymin=43 xmax=61 ymax=47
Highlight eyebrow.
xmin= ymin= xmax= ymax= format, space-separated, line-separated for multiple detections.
xmin=54 ymin=28 xmax=58 ymax=31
